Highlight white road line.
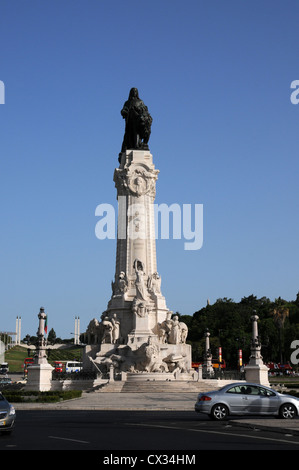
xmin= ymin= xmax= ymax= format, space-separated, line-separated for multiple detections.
xmin=127 ymin=423 xmax=299 ymax=446
xmin=48 ymin=435 xmax=89 ymax=444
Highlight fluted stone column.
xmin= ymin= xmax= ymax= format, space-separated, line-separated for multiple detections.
xmin=245 ymin=313 xmax=269 ymax=386
xmin=26 ymin=307 xmax=53 ymax=391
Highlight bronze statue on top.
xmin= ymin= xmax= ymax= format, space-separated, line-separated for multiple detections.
xmin=120 ymin=88 xmax=153 ymax=154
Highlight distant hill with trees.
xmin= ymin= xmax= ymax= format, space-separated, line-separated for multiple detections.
xmin=180 ymin=293 xmax=299 ymax=368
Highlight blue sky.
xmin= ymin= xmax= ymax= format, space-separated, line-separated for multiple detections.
xmin=1 ymin=0 xmax=299 ymax=339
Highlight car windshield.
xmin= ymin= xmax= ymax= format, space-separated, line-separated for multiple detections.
xmin=0 ymin=393 xmax=5 ymax=401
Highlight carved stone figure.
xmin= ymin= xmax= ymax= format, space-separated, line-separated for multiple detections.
xmin=142 ymin=337 xmax=168 ymax=373
xmin=85 ymin=318 xmax=102 ymax=344
xmin=133 ymin=258 xmax=147 ymax=301
xmin=179 ymin=321 xmax=188 ymax=344
xmin=101 ymin=316 xmax=113 ymax=343
xmin=168 ymin=315 xmax=181 ymax=344
xmin=158 ymin=311 xmax=173 ymax=343
xmin=94 ymin=351 xmax=126 ymax=375
xmin=111 ymin=314 xmax=120 ymax=344
xmin=98 ymin=313 xmax=121 ymax=345
xmin=147 ymin=272 xmax=161 ymax=295
xmin=120 ymin=88 xmax=152 ymax=153
xmin=163 ymin=353 xmax=189 ymax=374
xmin=112 ymin=271 xmax=128 ymax=296
xmin=158 ymin=313 xmax=188 ymax=344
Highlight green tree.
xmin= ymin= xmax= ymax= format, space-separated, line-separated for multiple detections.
xmin=47 ymin=328 xmax=57 ymax=345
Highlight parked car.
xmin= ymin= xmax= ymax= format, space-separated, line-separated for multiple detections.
xmin=0 ymin=377 xmax=12 ymax=387
xmin=195 ymin=382 xmax=299 ymax=420
xmin=0 ymin=392 xmax=16 ymax=434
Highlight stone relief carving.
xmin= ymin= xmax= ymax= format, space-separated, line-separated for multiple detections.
xmin=90 ymin=334 xmax=190 ymax=377
xmin=132 ymin=299 xmax=149 ymax=317
xmin=114 ymin=165 xmax=158 ymax=198
xmin=127 ymin=166 xmax=158 ymax=197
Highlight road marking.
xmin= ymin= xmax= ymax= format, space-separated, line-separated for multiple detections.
xmin=127 ymin=423 xmax=299 ymax=446
xmin=48 ymin=436 xmax=89 ymax=444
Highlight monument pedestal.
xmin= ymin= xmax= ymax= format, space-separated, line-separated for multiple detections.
xmin=245 ymin=314 xmax=270 ymax=387
xmin=26 ymin=363 xmax=54 ymax=392
xmin=84 ymin=150 xmax=192 ymax=378
xmin=244 ymin=364 xmax=269 ymax=387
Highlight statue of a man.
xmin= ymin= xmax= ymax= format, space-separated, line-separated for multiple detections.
xmin=120 ymin=88 xmax=152 ymax=154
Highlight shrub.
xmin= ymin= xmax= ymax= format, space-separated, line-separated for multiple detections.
xmin=2 ymin=389 xmax=82 ymax=403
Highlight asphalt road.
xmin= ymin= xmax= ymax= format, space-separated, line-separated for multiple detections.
xmin=1 ymin=410 xmax=299 ymax=453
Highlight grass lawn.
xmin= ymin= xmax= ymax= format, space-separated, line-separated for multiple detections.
xmin=4 ymin=345 xmax=83 ymax=372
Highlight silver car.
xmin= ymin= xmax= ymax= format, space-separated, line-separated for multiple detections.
xmin=0 ymin=392 xmax=16 ymax=434
xmin=195 ymin=382 xmax=299 ymax=420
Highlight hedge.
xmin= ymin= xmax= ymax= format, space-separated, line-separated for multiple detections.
xmin=1 ymin=390 xmax=82 ymax=403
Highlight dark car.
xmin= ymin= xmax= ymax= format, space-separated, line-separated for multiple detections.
xmin=0 ymin=377 xmax=12 ymax=387
xmin=0 ymin=363 xmax=9 ymax=375
xmin=0 ymin=392 xmax=16 ymax=434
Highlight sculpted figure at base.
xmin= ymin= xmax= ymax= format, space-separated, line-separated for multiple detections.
xmin=138 ymin=337 xmax=168 ymax=373
xmin=85 ymin=318 xmax=102 ymax=344
xmin=164 ymin=353 xmax=190 ymax=374
xmin=158 ymin=312 xmax=188 ymax=344
xmin=101 ymin=316 xmax=113 ymax=343
xmin=93 ymin=350 xmax=126 ymax=376
xmin=97 ymin=313 xmax=121 ymax=344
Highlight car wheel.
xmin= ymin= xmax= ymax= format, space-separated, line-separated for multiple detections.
xmin=210 ymin=404 xmax=229 ymax=420
xmin=279 ymin=403 xmax=297 ymax=419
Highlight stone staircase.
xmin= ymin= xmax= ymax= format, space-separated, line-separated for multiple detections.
xmin=95 ymin=378 xmax=223 ymax=393
xmin=93 ymin=381 xmax=125 ymax=393
xmin=121 ymin=379 xmax=218 ymax=393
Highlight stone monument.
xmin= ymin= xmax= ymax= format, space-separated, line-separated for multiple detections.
xmin=203 ymin=329 xmax=214 ymax=377
xmin=26 ymin=307 xmax=54 ymax=391
xmin=245 ymin=312 xmax=270 ymax=386
xmin=84 ymin=88 xmax=192 ymax=380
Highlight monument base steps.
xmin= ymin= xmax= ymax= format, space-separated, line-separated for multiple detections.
xmin=94 ymin=378 xmax=225 ymax=393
